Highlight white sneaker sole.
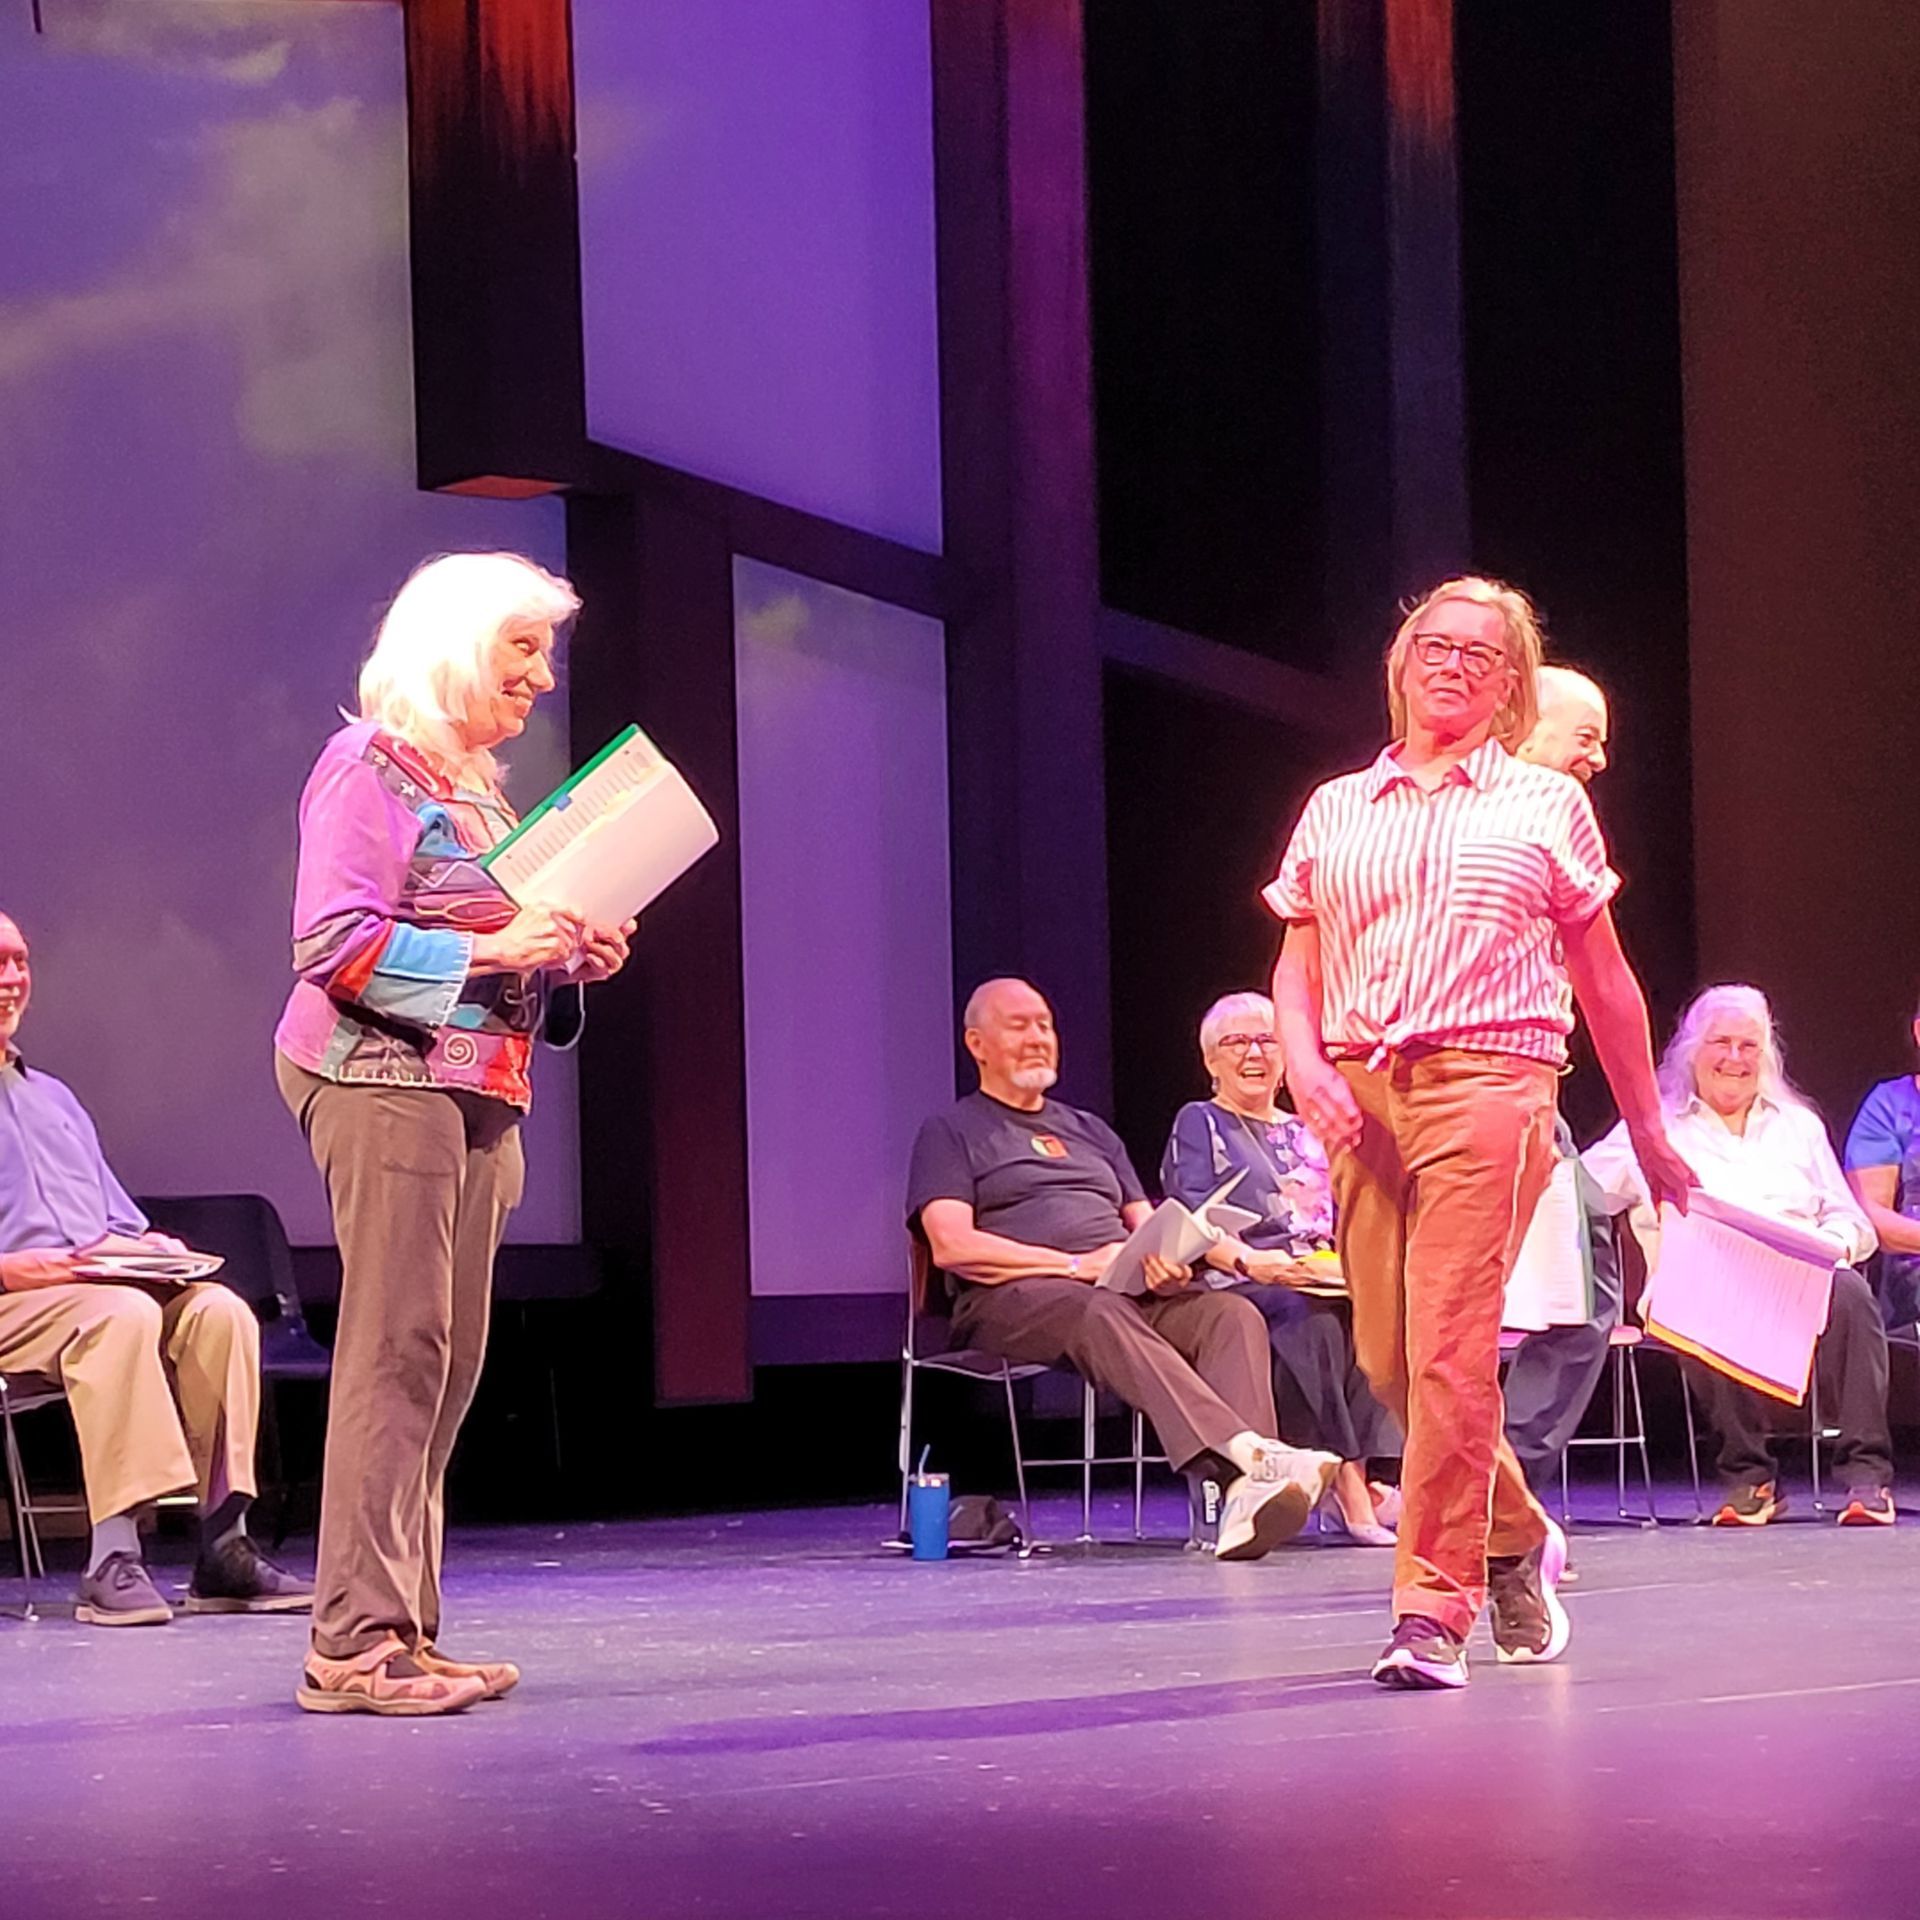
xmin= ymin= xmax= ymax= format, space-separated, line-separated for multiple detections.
xmin=75 ymin=1603 xmax=173 ymax=1628
xmin=1371 ymin=1645 xmax=1469 ymax=1690
xmin=1495 ymin=1516 xmax=1571 ymax=1665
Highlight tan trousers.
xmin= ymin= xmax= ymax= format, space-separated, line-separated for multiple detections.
xmin=0 ymin=1280 xmax=260 ymax=1522
xmin=276 ymin=1056 xmax=523 ymax=1660
xmin=1330 ymin=1050 xmax=1558 ymax=1639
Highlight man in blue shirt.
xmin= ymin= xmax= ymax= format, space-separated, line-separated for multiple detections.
xmin=908 ymin=978 xmax=1337 ymax=1559
xmin=1843 ymin=1015 xmax=1920 ymax=1332
xmin=0 ymin=911 xmax=309 ymax=1624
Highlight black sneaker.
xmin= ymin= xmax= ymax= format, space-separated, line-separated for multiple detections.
xmin=185 ymin=1535 xmax=314 ymax=1614
xmin=75 ymin=1550 xmax=174 ymax=1627
xmin=1710 ymin=1481 xmax=1782 ymax=1527
xmin=1371 ymin=1614 xmax=1468 ymax=1690
xmin=1488 ymin=1517 xmax=1571 ymax=1664
xmin=1837 ymin=1486 xmax=1896 ymax=1527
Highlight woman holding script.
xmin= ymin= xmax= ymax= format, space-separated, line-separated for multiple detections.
xmin=1584 ymin=983 xmax=1891 ymax=1528
xmin=1161 ymin=991 xmax=1399 ymax=1546
xmin=1267 ymin=576 xmax=1694 ymax=1690
xmin=274 ymin=551 xmax=633 ymax=1716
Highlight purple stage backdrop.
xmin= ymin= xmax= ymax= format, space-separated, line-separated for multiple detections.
xmin=0 ymin=3 xmax=578 ymax=1245
xmin=574 ymin=0 xmax=943 ymax=554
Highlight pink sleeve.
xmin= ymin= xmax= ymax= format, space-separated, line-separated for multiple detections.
xmin=1261 ymin=790 xmax=1323 ymax=921
xmin=1545 ymin=783 xmax=1622 ymax=926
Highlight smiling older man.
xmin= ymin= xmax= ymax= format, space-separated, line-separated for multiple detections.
xmin=0 ymin=911 xmax=310 ymax=1622
xmin=907 ymin=978 xmax=1337 ymax=1560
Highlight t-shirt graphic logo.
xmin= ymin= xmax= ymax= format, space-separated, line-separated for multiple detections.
xmin=1031 ymin=1134 xmax=1068 ymax=1159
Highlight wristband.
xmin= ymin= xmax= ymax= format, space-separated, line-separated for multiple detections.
xmin=1232 ymin=1256 xmax=1252 ymax=1280
xmin=1068 ymin=1253 xmax=1081 ymax=1279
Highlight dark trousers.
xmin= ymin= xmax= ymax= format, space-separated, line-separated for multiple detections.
xmin=1502 ymin=1244 xmax=1624 ymax=1494
xmin=1688 ymin=1266 xmax=1893 ymax=1493
xmin=949 ymin=1279 xmax=1277 ymax=1475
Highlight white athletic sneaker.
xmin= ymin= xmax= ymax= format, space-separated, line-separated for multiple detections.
xmin=1216 ymin=1447 xmax=1340 ymax=1561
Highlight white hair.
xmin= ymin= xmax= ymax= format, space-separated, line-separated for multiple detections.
xmin=1657 ymin=983 xmax=1807 ymax=1113
xmin=355 ymin=551 xmax=580 ymax=789
xmin=1198 ymin=991 xmax=1276 ymax=1061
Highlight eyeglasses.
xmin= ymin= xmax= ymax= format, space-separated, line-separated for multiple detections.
xmin=1215 ymin=1033 xmax=1278 ymax=1055
xmin=1410 ymin=637 xmax=1507 ymax=680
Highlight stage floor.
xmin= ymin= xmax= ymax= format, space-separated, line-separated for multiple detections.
xmin=5 ymin=1483 xmax=1917 ymax=1919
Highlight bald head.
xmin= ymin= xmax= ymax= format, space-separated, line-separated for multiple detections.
xmin=1518 ymin=665 xmax=1610 ymax=783
xmin=0 ymin=914 xmax=28 ymax=1047
xmin=962 ymin=977 xmax=1060 ymax=1108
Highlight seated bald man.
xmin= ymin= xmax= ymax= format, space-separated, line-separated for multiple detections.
xmin=907 ymin=978 xmax=1338 ymax=1559
xmin=0 ymin=911 xmax=310 ymax=1624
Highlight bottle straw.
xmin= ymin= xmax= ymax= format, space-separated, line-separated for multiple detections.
xmin=916 ymin=1444 xmax=932 ymax=1478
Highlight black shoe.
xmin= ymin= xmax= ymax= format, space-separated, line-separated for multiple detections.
xmin=1371 ymin=1615 xmax=1468 ymax=1690
xmin=1710 ymin=1481 xmax=1782 ymax=1527
xmin=75 ymin=1551 xmax=174 ymax=1627
xmin=1488 ymin=1518 xmax=1572 ymax=1664
xmin=186 ymin=1535 xmax=314 ymax=1614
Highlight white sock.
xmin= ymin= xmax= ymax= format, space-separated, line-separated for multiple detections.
xmin=88 ymin=1512 xmax=141 ymax=1575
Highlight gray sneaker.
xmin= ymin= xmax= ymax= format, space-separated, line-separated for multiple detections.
xmin=76 ymin=1550 xmax=174 ymax=1627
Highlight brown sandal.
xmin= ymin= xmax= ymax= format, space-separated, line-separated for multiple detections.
xmin=414 ymin=1642 xmax=520 ymax=1700
xmin=295 ymin=1635 xmax=488 ymax=1716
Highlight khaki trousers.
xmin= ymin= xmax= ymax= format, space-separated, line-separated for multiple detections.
xmin=1330 ymin=1051 xmax=1558 ymax=1639
xmin=0 ymin=1280 xmax=259 ymax=1522
xmin=277 ymin=1056 xmax=523 ymax=1660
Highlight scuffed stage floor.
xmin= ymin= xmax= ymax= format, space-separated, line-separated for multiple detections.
xmin=3 ymin=1486 xmax=1914 ymax=1918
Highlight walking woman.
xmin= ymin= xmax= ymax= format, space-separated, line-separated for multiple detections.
xmin=1267 ymin=577 xmax=1693 ymax=1689
xmin=276 ymin=552 xmax=631 ymax=1715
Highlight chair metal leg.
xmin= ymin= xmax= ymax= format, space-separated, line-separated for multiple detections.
xmin=1613 ymin=1346 xmax=1630 ymax=1517
xmin=1558 ymin=1442 xmax=1572 ymax=1531
xmin=1679 ymin=1364 xmax=1704 ymax=1517
xmin=1626 ymin=1346 xmax=1657 ymax=1523
xmin=1131 ymin=1409 xmax=1146 ymax=1539
xmin=3 ymin=1392 xmax=38 ymax=1614
xmin=1809 ymin=1365 xmax=1825 ymax=1514
xmin=1080 ymin=1381 xmax=1096 ymax=1542
xmin=897 ymin=1357 xmax=916 ymax=1539
xmin=1002 ymin=1368 xmax=1034 ymax=1546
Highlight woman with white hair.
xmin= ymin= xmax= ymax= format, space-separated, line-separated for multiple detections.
xmin=1269 ymin=575 xmax=1694 ymax=1689
xmin=275 ymin=551 xmax=634 ymax=1714
xmin=1584 ymin=984 xmax=1892 ymax=1527
xmin=1161 ymin=992 xmax=1398 ymax=1545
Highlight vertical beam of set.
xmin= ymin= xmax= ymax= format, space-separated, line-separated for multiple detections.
xmin=1316 ymin=0 xmax=1466 ymax=643
xmin=402 ymin=0 xmax=587 ymax=495
xmin=566 ymin=487 xmax=754 ymax=1405
xmin=930 ymin=0 xmax=1113 ymax=1108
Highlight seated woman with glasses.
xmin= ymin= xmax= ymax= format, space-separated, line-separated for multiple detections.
xmin=1162 ymin=991 xmax=1400 ymax=1545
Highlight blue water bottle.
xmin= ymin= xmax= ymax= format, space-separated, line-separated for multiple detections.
xmin=908 ymin=1448 xmax=950 ymax=1561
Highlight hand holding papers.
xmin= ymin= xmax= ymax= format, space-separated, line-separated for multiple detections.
xmin=1097 ymin=1175 xmax=1260 ymax=1296
xmin=1640 ymin=1190 xmax=1839 ymax=1404
xmin=73 ymin=1251 xmax=224 ymax=1285
xmin=483 ymin=726 xmax=719 ymax=931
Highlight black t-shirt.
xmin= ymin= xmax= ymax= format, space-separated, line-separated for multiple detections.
xmin=905 ymin=1091 xmax=1147 ymax=1265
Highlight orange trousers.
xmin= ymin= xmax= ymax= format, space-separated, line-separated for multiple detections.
xmin=1330 ymin=1050 xmax=1558 ymax=1639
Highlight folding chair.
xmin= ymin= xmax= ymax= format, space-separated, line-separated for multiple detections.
xmin=897 ymin=1232 xmax=1168 ymax=1545
xmin=2 ymin=1370 xmax=67 ymax=1615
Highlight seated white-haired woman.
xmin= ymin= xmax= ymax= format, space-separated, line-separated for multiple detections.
xmin=275 ymin=551 xmax=634 ymax=1714
xmin=1583 ymin=983 xmax=1892 ymax=1527
xmin=1162 ymin=992 xmax=1401 ymax=1546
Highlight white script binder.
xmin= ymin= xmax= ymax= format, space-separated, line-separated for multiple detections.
xmin=1639 ymin=1190 xmax=1838 ymax=1404
xmin=1502 ymin=1159 xmax=1594 ymax=1332
xmin=483 ymin=726 xmax=719 ymax=928
xmin=1097 ymin=1175 xmax=1261 ymax=1297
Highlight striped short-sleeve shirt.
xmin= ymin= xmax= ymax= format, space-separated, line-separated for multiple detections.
xmin=1263 ymin=738 xmax=1620 ymax=1068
